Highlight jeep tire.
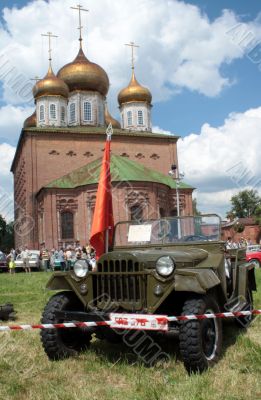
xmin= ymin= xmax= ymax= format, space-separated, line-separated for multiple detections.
xmin=179 ymin=295 xmax=222 ymax=374
xmin=41 ymin=292 xmax=91 ymax=360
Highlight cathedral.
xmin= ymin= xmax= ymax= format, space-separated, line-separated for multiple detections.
xmin=11 ymin=10 xmax=194 ymax=250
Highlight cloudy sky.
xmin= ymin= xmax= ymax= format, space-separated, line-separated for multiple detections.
xmin=0 ymin=0 xmax=261 ymax=219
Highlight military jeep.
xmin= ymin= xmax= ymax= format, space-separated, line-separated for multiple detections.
xmin=41 ymin=215 xmax=257 ymax=373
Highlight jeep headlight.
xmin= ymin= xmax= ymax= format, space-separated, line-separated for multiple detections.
xmin=73 ymin=259 xmax=89 ymax=278
xmin=156 ymin=256 xmax=175 ymax=277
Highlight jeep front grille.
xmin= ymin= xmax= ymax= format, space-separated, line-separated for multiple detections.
xmin=92 ymin=259 xmax=145 ymax=310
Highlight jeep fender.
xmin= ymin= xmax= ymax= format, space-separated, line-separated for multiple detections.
xmin=46 ymin=273 xmax=87 ymax=306
xmin=236 ymin=262 xmax=256 ymax=298
xmin=174 ymin=268 xmax=221 ymax=294
xmin=46 ymin=274 xmax=72 ymax=291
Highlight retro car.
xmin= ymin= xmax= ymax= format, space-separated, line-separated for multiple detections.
xmin=40 ymin=215 xmax=257 ymax=374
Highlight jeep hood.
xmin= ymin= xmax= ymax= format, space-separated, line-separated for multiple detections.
xmin=102 ymin=248 xmax=208 ymax=266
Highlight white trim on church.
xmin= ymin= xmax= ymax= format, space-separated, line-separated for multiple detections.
xmin=120 ymin=102 xmax=152 ymax=132
xmin=36 ymin=96 xmax=68 ymax=127
xmin=67 ymin=91 xmax=105 ymax=127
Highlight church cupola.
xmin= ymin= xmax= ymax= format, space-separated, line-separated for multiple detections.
xmin=33 ymin=32 xmax=69 ymax=128
xmin=118 ymin=42 xmax=152 ymax=132
xmin=23 ymin=110 xmax=37 ymax=128
xmin=57 ymin=6 xmax=109 ymax=127
xmin=105 ymin=102 xmax=121 ymax=129
xmin=57 ymin=48 xmax=109 ymax=96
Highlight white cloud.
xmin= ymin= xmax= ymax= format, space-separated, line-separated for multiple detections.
xmin=152 ymin=126 xmax=172 ymax=135
xmin=178 ymin=106 xmax=261 ymax=217
xmin=0 ymin=143 xmax=15 ymax=221
xmin=0 ymin=0 xmax=259 ymax=111
xmin=1 ymin=1 xmax=261 ymax=219
xmin=0 ymin=105 xmax=34 ymax=144
xmin=0 ymin=142 xmax=15 ymax=175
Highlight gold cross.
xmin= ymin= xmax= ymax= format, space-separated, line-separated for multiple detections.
xmin=125 ymin=41 xmax=140 ymax=70
xmin=71 ymin=4 xmax=89 ymax=47
xmin=41 ymin=32 xmax=58 ymax=66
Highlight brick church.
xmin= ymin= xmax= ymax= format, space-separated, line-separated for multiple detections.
xmin=11 ymin=18 xmax=194 ymax=250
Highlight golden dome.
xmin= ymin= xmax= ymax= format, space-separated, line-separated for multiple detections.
xmin=23 ymin=110 xmax=36 ymax=128
xmin=105 ymin=103 xmax=121 ymax=129
xmin=118 ymin=70 xmax=152 ymax=106
xmin=33 ymin=66 xmax=69 ymax=99
xmin=57 ymin=48 xmax=109 ymax=96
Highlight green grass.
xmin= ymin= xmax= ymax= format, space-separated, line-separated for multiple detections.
xmin=0 ymin=270 xmax=260 ymax=400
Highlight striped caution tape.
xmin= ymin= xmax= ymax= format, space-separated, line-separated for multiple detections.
xmin=0 ymin=309 xmax=260 ymax=332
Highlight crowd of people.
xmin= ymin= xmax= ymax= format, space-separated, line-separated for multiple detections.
xmin=0 ymin=244 xmax=96 ymax=274
xmin=40 ymin=244 xmax=96 ymax=272
xmin=225 ymin=237 xmax=254 ymax=249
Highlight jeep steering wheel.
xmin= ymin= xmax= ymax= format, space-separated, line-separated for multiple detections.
xmin=181 ymin=235 xmax=209 ymax=242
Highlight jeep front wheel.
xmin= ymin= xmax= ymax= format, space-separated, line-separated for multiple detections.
xmin=40 ymin=292 xmax=92 ymax=360
xmin=179 ymin=295 xmax=222 ymax=374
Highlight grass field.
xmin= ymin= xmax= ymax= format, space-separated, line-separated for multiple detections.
xmin=0 ymin=270 xmax=260 ymax=400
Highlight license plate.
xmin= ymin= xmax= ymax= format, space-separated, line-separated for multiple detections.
xmin=109 ymin=313 xmax=169 ymax=331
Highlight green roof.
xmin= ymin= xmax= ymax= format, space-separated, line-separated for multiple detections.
xmin=45 ymin=155 xmax=193 ymax=190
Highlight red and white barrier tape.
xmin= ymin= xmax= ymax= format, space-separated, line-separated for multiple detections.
xmin=0 ymin=309 xmax=260 ymax=332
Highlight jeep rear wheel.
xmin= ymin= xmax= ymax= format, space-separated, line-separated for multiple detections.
xmin=179 ymin=295 xmax=222 ymax=374
xmin=40 ymin=292 xmax=92 ymax=360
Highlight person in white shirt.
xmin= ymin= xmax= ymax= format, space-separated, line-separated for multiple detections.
xmin=65 ymin=247 xmax=72 ymax=271
xmin=20 ymin=246 xmax=31 ymax=273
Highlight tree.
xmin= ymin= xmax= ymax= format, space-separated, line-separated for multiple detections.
xmin=0 ymin=217 xmax=14 ymax=253
xmin=226 ymin=189 xmax=261 ymax=220
xmin=0 ymin=215 xmax=7 ymax=243
xmin=2 ymin=222 xmax=15 ymax=252
xmin=254 ymin=203 xmax=261 ymax=226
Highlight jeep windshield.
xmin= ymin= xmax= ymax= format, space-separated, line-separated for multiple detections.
xmin=114 ymin=215 xmax=221 ymax=247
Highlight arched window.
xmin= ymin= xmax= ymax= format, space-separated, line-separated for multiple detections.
xmin=137 ymin=110 xmax=143 ymax=125
xmin=61 ymin=211 xmax=74 ymax=239
xmin=69 ymin=103 xmax=76 ymax=123
xmin=83 ymin=101 xmax=92 ymax=121
xmin=127 ymin=111 xmax=132 ymax=126
xmin=39 ymin=105 xmax=45 ymax=121
xmin=49 ymin=104 xmax=56 ymax=119
xmin=61 ymin=106 xmax=66 ymax=122
xmin=130 ymin=204 xmax=143 ymax=222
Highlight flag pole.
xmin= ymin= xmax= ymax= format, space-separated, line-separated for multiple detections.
xmin=105 ymin=123 xmax=113 ymax=254
xmin=105 ymin=228 xmax=109 ymax=253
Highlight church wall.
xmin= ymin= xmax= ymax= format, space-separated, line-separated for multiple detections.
xmin=12 ymin=129 xmax=186 ymax=249
xmin=36 ymin=181 xmax=193 ymax=250
xmin=30 ymin=131 xmax=179 ymax=193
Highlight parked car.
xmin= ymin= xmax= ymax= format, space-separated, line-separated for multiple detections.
xmin=246 ymin=244 xmax=261 ymax=252
xmin=14 ymin=254 xmax=24 ymax=269
xmin=29 ymin=252 xmax=40 ymax=270
xmin=15 ymin=250 xmax=41 ymax=271
xmin=246 ymin=249 xmax=261 ymax=268
xmin=0 ymin=253 xmax=8 ymax=272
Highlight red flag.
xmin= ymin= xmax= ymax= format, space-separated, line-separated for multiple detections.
xmin=90 ymin=131 xmax=114 ymax=258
